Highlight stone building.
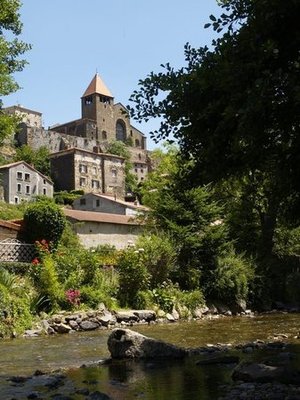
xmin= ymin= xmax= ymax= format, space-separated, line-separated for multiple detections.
xmin=64 ymin=208 xmax=144 ymax=249
xmin=49 ymin=148 xmax=125 ymax=197
xmin=73 ymin=193 xmax=149 ymax=215
xmin=0 ymin=161 xmax=53 ymax=204
xmin=10 ymin=74 xmax=151 ymax=185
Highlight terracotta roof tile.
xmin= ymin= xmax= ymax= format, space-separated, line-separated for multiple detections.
xmin=82 ymin=73 xmax=113 ymax=98
xmin=64 ymin=208 xmax=144 ymax=225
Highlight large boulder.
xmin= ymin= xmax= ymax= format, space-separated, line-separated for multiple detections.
xmin=232 ymin=362 xmax=287 ymax=383
xmin=107 ymin=328 xmax=186 ymax=359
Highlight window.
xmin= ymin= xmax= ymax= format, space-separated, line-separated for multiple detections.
xmin=79 ymin=164 xmax=88 ymax=173
xmin=80 ymin=198 xmax=86 ymax=205
xmin=25 ymin=185 xmax=30 ymax=195
xmin=111 ymin=168 xmax=117 ymax=178
xmin=43 ymin=188 xmax=47 ymax=196
xmin=80 ymin=177 xmax=86 ymax=187
xmin=102 ymin=130 xmax=107 ymax=140
xmin=141 ymin=169 xmax=144 ymax=174
xmin=14 ymin=197 xmax=19 ymax=204
xmin=116 ymin=120 xmax=126 ymax=141
xmin=135 ymin=168 xmax=138 ymax=173
xmin=96 ymin=199 xmax=100 ymax=207
xmin=17 ymin=183 xmax=21 ymax=193
xmin=85 ymin=96 xmax=92 ymax=105
xmin=138 ymin=153 xmax=142 ymax=160
xmin=92 ymin=180 xmax=100 ymax=189
xmin=43 ymin=179 xmax=47 ymax=185
xmin=92 ymin=167 xmax=97 ymax=175
xmin=17 ymin=171 xmax=23 ymax=180
xmin=135 ymin=139 xmax=140 ymax=147
xmin=24 ymin=173 xmax=30 ymax=182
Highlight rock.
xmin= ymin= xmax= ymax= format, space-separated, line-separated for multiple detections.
xmin=89 ymin=391 xmax=112 ymax=400
xmin=172 ymin=308 xmax=180 ymax=321
xmin=79 ymin=320 xmax=100 ymax=331
xmin=23 ymin=329 xmax=42 ymax=337
xmin=114 ymin=311 xmax=139 ymax=323
xmin=165 ymin=313 xmax=175 ymax=322
xmin=41 ymin=320 xmax=55 ymax=335
xmin=68 ymin=320 xmax=79 ymax=330
xmin=196 ymin=355 xmax=240 ymax=365
xmin=53 ymin=323 xmax=72 ymax=334
xmin=107 ymin=328 xmax=187 ymax=359
xmin=97 ymin=312 xmax=115 ymax=327
xmin=232 ymin=362 xmax=287 ymax=383
xmin=65 ymin=314 xmax=79 ymax=322
xmin=132 ymin=310 xmax=156 ymax=322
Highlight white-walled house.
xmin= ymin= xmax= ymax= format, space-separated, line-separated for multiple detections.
xmin=63 ymin=208 xmax=144 ymax=249
xmin=73 ymin=193 xmax=149 ymax=216
xmin=0 ymin=161 xmax=53 ymax=204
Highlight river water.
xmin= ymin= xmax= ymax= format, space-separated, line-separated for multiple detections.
xmin=0 ymin=313 xmax=299 ymax=399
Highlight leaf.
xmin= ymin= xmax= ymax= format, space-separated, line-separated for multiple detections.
xmin=204 ymin=23 xmax=211 ymax=29
xmin=209 ymin=14 xmax=217 ymax=22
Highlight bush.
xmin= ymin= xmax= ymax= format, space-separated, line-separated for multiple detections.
xmin=23 ymin=198 xmax=66 ymax=249
xmin=136 ymin=234 xmax=176 ymax=288
xmin=0 ymin=284 xmax=32 ymax=337
xmin=36 ymin=255 xmax=62 ymax=310
xmin=117 ymin=248 xmax=150 ymax=308
xmin=210 ymin=251 xmax=254 ymax=304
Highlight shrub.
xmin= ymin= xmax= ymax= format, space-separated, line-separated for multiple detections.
xmin=117 ymin=248 xmax=150 ymax=308
xmin=37 ymin=255 xmax=62 ymax=310
xmin=210 ymin=251 xmax=254 ymax=304
xmin=136 ymin=234 xmax=176 ymax=288
xmin=0 ymin=285 xmax=32 ymax=337
xmin=23 ymin=198 xmax=66 ymax=249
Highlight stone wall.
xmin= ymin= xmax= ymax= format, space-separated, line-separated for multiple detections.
xmin=73 ymin=220 xmax=143 ymax=249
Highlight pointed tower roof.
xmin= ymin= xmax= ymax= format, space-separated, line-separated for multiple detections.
xmin=82 ymin=73 xmax=113 ymax=98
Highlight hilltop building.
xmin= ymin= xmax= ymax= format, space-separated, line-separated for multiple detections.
xmin=8 ymin=74 xmax=151 ymax=193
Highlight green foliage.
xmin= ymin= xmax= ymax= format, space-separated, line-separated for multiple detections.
xmin=0 ymin=285 xmax=32 ymax=337
xmin=285 ymin=272 xmax=300 ymax=304
xmin=273 ymin=226 xmax=300 ymax=257
xmin=23 ymin=197 xmax=66 ymax=248
xmin=129 ymin=0 xmax=300 ymax=269
xmin=210 ymin=252 xmax=255 ymax=304
xmin=0 ymin=200 xmax=27 ymax=220
xmin=136 ymin=234 xmax=176 ymax=287
xmin=0 ymin=0 xmax=31 ymax=144
xmin=37 ymin=255 xmax=62 ymax=310
xmin=54 ymin=190 xmax=83 ymax=205
xmin=14 ymin=145 xmax=50 ymax=176
xmin=117 ymin=248 xmax=150 ymax=308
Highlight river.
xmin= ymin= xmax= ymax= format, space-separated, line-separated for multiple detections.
xmin=0 ymin=313 xmax=299 ymax=399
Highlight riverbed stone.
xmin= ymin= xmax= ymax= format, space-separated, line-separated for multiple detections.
xmin=132 ymin=310 xmax=156 ymax=322
xmin=172 ymin=308 xmax=180 ymax=320
xmin=107 ymin=328 xmax=187 ymax=359
xmin=165 ymin=313 xmax=175 ymax=322
xmin=232 ymin=362 xmax=287 ymax=383
xmin=53 ymin=323 xmax=72 ymax=334
xmin=68 ymin=320 xmax=79 ymax=330
xmin=80 ymin=320 xmax=100 ymax=331
xmin=114 ymin=311 xmax=139 ymax=323
xmin=97 ymin=312 xmax=115 ymax=327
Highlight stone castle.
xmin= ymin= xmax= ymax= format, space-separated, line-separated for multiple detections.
xmin=4 ymin=74 xmax=151 ymax=197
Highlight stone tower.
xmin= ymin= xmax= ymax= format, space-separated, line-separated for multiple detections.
xmin=81 ymin=73 xmax=127 ymax=144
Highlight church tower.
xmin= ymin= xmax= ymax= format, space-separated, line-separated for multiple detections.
xmin=81 ymin=73 xmax=115 ymax=142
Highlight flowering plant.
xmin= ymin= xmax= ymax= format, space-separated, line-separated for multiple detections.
xmin=65 ymin=289 xmax=81 ymax=307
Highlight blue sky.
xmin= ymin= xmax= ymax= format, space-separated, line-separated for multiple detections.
xmin=4 ymin=0 xmax=221 ymax=150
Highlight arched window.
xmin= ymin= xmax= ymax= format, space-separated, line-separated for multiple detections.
xmin=135 ymin=138 xmax=140 ymax=147
xmin=102 ymin=130 xmax=107 ymax=140
xmin=116 ymin=120 xmax=126 ymax=142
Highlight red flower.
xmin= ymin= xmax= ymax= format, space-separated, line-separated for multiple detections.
xmin=32 ymin=257 xmax=40 ymax=265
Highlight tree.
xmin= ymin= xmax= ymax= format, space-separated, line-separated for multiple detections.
xmin=0 ymin=0 xmax=31 ymax=143
xmin=23 ymin=198 xmax=66 ymax=249
xmin=129 ymin=0 xmax=300 ymax=260
xmin=14 ymin=145 xmax=50 ymax=176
